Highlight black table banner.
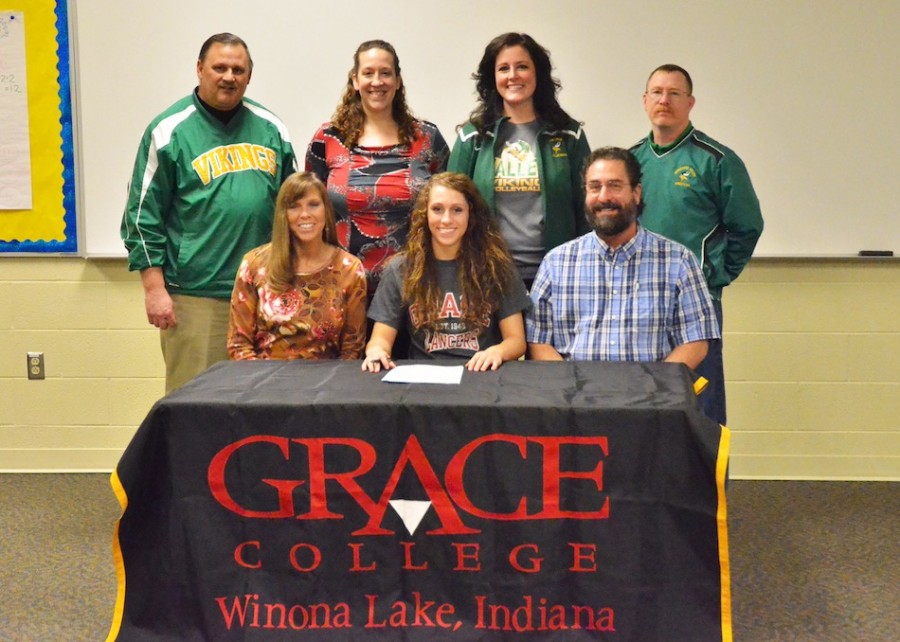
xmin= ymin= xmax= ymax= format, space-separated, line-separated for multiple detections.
xmin=107 ymin=360 xmax=731 ymax=641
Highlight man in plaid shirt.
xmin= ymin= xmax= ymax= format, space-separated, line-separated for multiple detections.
xmin=526 ymin=147 xmax=719 ymax=369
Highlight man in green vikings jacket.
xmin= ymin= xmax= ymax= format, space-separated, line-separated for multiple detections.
xmin=121 ymin=33 xmax=297 ymax=393
xmin=631 ymin=64 xmax=764 ymax=427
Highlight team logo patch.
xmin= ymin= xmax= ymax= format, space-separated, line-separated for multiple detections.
xmin=550 ymin=137 xmax=567 ymax=158
xmin=673 ymin=165 xmax=697 ymax=188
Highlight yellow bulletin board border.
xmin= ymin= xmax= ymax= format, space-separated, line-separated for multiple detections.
xmin=0 ymin=0 xmax=77 ymax=253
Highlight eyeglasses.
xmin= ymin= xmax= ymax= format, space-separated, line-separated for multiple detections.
xmin=586 ymin=181 xmax=630 ymax=196
xmin=644 ymin=88 xmax=690 ymax=102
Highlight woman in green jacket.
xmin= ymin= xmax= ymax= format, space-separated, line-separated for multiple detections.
xmin=448 ymin=32 xmax=590 ymax=288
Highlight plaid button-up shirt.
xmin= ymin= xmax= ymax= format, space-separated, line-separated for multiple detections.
xmin=526 ymin=227 xmax=720 ymax=361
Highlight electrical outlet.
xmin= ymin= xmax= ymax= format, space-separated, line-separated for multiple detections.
xmin=27 ymin=352 xmax=45 ymax=380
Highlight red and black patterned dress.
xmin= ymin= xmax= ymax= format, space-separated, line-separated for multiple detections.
xmin=305 ymin=120 xmax=448 ymax=296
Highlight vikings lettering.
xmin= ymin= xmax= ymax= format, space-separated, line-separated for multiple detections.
xmin=208 ymin=433 xmax=610 ymax=535
xmin=494 ymin=177 xmax=542 ymax=192
xmin=191 ymin=143 xmax=278 ymax=185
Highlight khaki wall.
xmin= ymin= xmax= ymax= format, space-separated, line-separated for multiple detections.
xmin=724 ymin=259 xmax=898 ymax=479
xmin=1 ymin=257 xmax=897 ymax=479
xmin=0 ymin=259 xmax=163 ymax=470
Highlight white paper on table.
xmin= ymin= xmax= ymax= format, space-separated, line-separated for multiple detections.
xmin=381 ymin=365 xmax=464 ymax=385
xmin=0 ymin=12 xmax=33 ymax=210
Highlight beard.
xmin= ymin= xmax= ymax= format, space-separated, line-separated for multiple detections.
xmin=586 ymin=199 xmax=639 ymax=238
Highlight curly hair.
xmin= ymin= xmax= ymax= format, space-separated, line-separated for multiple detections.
xmin=465 ymin=32 xmax=574 ymax=135
xmin=331 ymin=40 xmax=418 ymax=149
xmin=401 ymin=172 xmax=517 ymax=331
xmin=266 ymin=172 xmax=338 ymax=293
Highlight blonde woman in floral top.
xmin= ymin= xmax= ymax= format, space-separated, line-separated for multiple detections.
xmin=228 ymin=173 xmax=367 ymax=360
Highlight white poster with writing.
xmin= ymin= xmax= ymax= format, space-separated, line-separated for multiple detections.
xmin=0 ymin=12 xmax=32 ymax=210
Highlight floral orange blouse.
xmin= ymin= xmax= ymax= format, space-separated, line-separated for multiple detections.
xmin=227 ymin=245 xmax=367 ymax=360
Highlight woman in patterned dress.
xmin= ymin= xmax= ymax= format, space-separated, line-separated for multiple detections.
xmin=306 ymin=40 xmax=448 ymax=300
xmin=227 ymin=172 xmax=367 ymax=360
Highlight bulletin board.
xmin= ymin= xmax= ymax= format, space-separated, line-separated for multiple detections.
xmin=0 ymin=0 xmax=77 ymax=254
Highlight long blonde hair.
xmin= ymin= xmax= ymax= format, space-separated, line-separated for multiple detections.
xmin=402 ymin=172 xmax=517 ymax=330
xmin=265 ymin=172 xmax=337 ymax=293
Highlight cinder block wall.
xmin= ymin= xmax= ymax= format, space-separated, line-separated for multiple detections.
xmin=1 ymin=257 xmax=898 ymax=478
xmin=0 ymin=258 xmax=163 ymax=470
xmin=724 ymin=259 xmax=899 ymax=479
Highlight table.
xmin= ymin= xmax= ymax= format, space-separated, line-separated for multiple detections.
xmin=108 ymin=360 xmax=731 ymax=641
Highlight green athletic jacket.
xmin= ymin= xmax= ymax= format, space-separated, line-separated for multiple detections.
xmin=631 ymin=125 xmax=763 ymax=299
xmin=448 ymin=117 xmax=591 ymax=253
xmin=121 ymin=91 xmax=297 ymax=298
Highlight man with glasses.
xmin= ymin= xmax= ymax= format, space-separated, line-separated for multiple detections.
xmin=631 ymin=64 xmax=763 ymax=426
xmin=526 ymin=147 xmax=719 ymax=368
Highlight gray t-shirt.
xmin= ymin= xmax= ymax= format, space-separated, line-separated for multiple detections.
xmin=368 ymin=256 xmax=532 ymax=360
xmin=494 ymin=120 xmax=544 ymax=279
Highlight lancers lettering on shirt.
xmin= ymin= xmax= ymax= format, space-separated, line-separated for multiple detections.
xmin=425 ymin=330 xmax=480 ymax=352
xmin=409 ymin=292 xmax=492 ymax=355
xmin=191 ymin=143 xmax=278 ymax=185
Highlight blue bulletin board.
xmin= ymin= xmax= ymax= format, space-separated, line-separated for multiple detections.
xmin=0 ymin=0 xmax=77 ymax=253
